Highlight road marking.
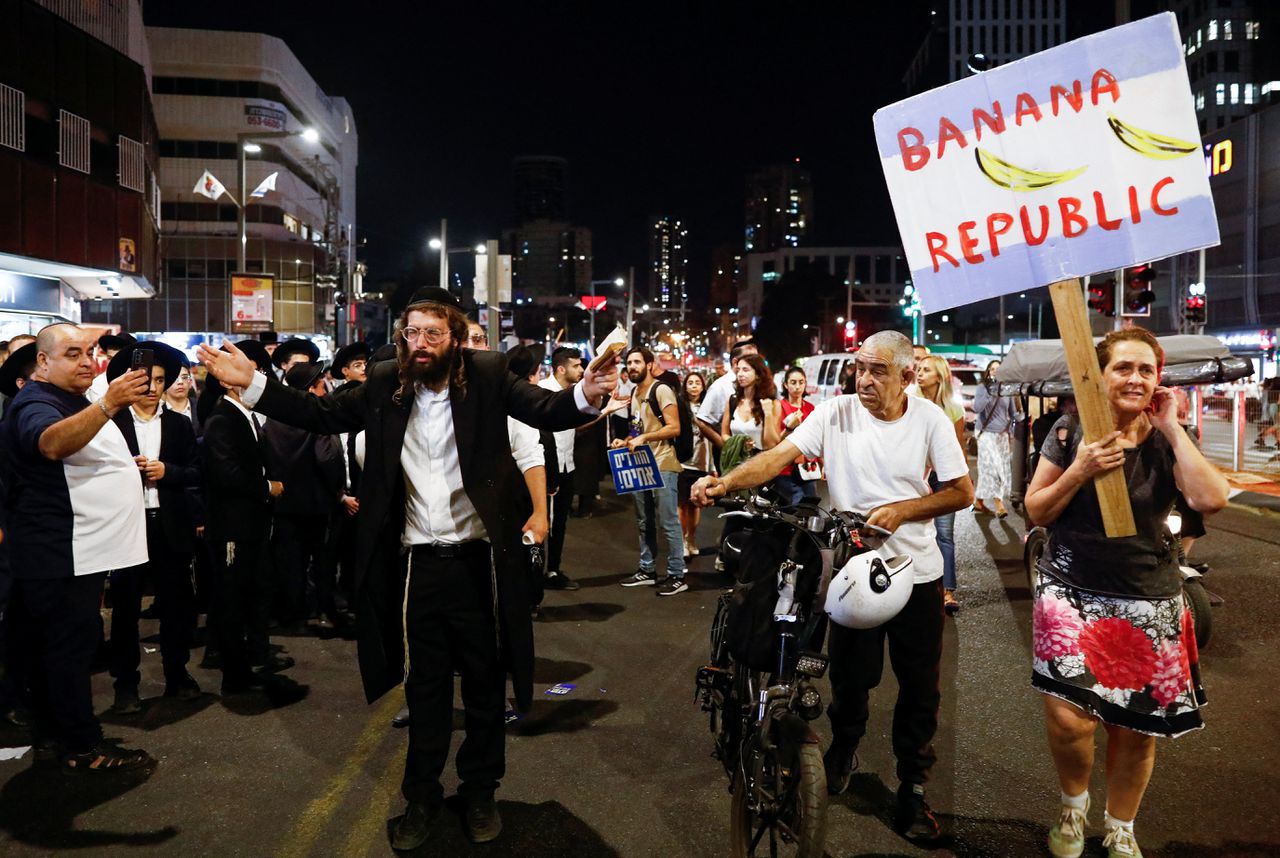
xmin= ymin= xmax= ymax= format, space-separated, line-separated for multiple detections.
xmin=275 ymin=691 xmax=404 ymax=858
xmin=340 ymin=748 xmax=405 ymax=855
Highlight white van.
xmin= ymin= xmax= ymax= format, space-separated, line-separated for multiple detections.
xmin=797 ymin=353 xmax=857 ymax=405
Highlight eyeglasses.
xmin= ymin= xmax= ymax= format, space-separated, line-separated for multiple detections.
xmin=466 ymin=333 xmax=488 ymax=345
xmin=175 ymin=373 xmax=192 ymax=383
xmin=401 ymin=326 xmax=450 ymax=345
xmin=347 ymin=360 xmax=367 ymax=371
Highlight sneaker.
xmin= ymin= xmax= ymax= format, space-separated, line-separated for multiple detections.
xmin=823 ymin=741 xmax=858 ymax=795
xmin=1102 ymin=824 xmax=1143 ymax=858
xmin=163 ymin=672 xmax=202 ymax=701
xmin=894 ymin=783 xmax=940 ymax=842
xmin=111 ymin=687 xmax=142 ymax=715
xmin=657 ymin=577 xmax=688 ymax=596
xmin=1048 ymin=795 xmax=1090 ymax=858
xmin=544 ymin=570 xmax=580 ymax=591
xmin=391 ymin=801 xmax=441 ymax=851
xmin=714 ymin=556 xmax=726 ymax=573
xmin=620 ymin=570 xmax=658 ymax=587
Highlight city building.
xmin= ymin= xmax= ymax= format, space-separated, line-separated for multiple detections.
xmin=501 ymin=220 xmax=592 ymax=301
xmin=1166 ymin=99 xmax=1279 ymax=363
xmin=648 ymin=215 xmax=687 ymax=310
xmin=0 ymin=0 xmax=160 ymax=338
xmin=904 ymin=0 xmax=1069 ymax=95
xmin=739 ymin=246 xmax=911 ymax=327
xmin=744 ymin=162 xmax=812 ymax=253
xmin=1169 ymin=0 xmax=1279 ymax=133
xmin=513 ymin=155 xmax=568 ymax=222
xmin=83 ymin=26 xmax=359 ymax=339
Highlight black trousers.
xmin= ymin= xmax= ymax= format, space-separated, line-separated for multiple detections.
xmin=546 ymin=470 xmax=573 ymax=572
xmin=827 ymin=578 xmax=944 ymax=786
xmin=272 ymin=513 xmax=328 ymax=625
xmin=109 ymin=513 xmax=195 ymax=690
xmin=11 ymin=573 xmax=106 ymax=753
xmin=211 ymin=537 xmax=271 ymax=682
xmin=402 ymin=545 xmax=505 ymax=805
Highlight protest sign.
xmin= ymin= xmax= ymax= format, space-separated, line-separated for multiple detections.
xmin=874 ymin=13 xmax=1220 ymax=537
xmin=607 ymin=445 xmax=662 ymax=495
xmin=874 ymin=12 xmax=1217 ymax=314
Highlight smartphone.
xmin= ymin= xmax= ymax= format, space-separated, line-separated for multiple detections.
xmin=131 ymin=347 xmax=155 ymax=375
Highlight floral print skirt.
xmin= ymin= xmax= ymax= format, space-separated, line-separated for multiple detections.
xmin=1031 ymin=571 xmax=1206 ymax=738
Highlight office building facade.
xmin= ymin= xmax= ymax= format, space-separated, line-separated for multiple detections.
xmin=649 ymin=215 xmax=688 ymax=309
xmin=744 ymin=163 xmax=812 ymax=253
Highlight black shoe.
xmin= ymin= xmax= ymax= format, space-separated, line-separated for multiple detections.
xmin=464 ymin=795 xmax=502 ymax=843
xmin=164 ymin=672 xmax=202 ymax=701
xmin=199 ymin=648 xmax=221 ymax=670
xmin=544 ymin=570 xmax=580 ymax=591
xmin=62 ymin=741 xmax=153 ymax=774
xmin=894 ymin=783 xmax=940 ymax=842
xmin=111 ymin=687 xmax=142 ymax=715
xmin=824 ymin=741 xmax=858 ymax=795
xmin=253 ymin=654 xmax=296 ymax=673
xmin=656 ymin=577 xmax=688 ymax=597
xmin=221 ymin=673 xmax=269 ymax=695
xmin=391 ymin=705 xmax=410 ymax=729
xmin=390 ymin=801 xmax=440 ymax=851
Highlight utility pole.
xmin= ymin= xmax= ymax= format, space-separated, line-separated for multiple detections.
xmin=486 ymin=238 xmax=500 ymax=351
xmin=624 ymin=266 xmax=636 ymax=342
xmin=439 ymin=218 xmax=449 ymax=291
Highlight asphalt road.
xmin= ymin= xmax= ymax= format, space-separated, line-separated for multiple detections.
xmin=1 ymin=490 xmax=1278 ymax=858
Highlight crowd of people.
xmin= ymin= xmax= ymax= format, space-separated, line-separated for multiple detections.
xmin=0 ymin=303 xmax=1229 ymax=857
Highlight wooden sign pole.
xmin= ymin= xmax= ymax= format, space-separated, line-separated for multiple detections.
xmin=1047 ymin=278 xmax=1137 ymax=538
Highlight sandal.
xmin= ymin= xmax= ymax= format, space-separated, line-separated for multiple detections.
xmin=62 ymin=743 xmax=154 ymax=773
xmin=944 ymin=590 xmax=960 ymax=615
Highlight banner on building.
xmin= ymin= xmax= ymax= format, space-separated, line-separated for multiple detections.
xmin=244 ymin=101 xmax=287 ymax=131
xmin=230 ymin=274 xmax=274 ymax=330
xmin=873 ymin=12 xmax=1219 ymax=312
xmin=607 ymin=445 xmax=662 ymax=495
xmin=117 ymin=238 xmax=136 ymax=272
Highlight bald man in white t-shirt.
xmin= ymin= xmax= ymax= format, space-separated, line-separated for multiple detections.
xmin=693 ymin=330 xmax=973 ymax=843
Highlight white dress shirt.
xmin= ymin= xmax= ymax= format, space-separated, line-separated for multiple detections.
xmin=506 ymin=417 xmax=546 ymax=474
xmin=537 ymin=376 xmax=575 ymax=472
xmin=697 ymin=370 xmax=737 ymax=428
xmin=401 ymin=384 xmax=486 ymax=546
xmin=130 ymin=406 xmax=162 ymax=509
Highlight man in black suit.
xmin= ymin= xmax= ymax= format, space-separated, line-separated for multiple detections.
xmin=200 ymin=340 xmax=289 ymax=694
xmin=264 ymin=362 xmax=345 ymax=631
xmin=197 ymin=288 xmax=618 ymax=849
xmin=104 ymin=342 xmax=204 ymax=710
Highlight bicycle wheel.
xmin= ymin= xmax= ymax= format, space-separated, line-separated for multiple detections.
xmin=728 ymin=743 xmax=828 ymax=858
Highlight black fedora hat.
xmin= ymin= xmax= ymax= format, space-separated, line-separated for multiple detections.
xmin=231 ymin=339 xmax=275 ymax=375
xmin=406 ymin=287 xmax=462 ymax=310
xmin=271 ymin=337 xmax=321 ymax=369
xmin=97 ymin=332 xmax=137 ymax=353
xmin=106 ymin=341 xmax=187 ymax=390
xmin=285 ymin=361 xmax=329 ymax=391
xmin=331 ymin=341 xmax=371 ymax=378
xmin=0 ymin=342 xmax=38 ymax=398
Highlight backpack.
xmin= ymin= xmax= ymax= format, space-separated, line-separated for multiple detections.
xmin=647 ymin=381 xmax=695 ymax=463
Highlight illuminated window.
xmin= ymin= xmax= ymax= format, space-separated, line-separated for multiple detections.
xmin=1263 ymin=81 xmax=1280 ymax=96
xmin=1223 ymin=19 xmax=1232 ymax=40
xmin=1229 ymin=83 xmax=1239 ymax=104
xmin=1208 ymin=19 xmax=1218 ymax=40
xmin=1244 ymin=83 xmax=1255 ymax=104
xmin=1246 ymin=21 xmax=1260 ymax=40
xmin=1196 ymin=91 xmax=1205 ymax=110
xmin=1215 ymin=83 xmax=1225 ymax=105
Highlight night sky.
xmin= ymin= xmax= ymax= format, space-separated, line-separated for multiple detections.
xmin=145 ymin=1 xmax=936 ymax=303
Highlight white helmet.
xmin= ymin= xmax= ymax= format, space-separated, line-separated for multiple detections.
xmin=824 ymin=552 xmax=914 ymax=629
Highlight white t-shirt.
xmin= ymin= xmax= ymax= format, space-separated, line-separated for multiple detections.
xmin=788 ymin=394 xmax=969 ymax=583
xmin=697 ymin=371 xmax=737 ymax=428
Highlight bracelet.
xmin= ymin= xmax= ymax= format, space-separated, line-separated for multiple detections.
xmin=97 ymin=399 xmax=111 ymax=418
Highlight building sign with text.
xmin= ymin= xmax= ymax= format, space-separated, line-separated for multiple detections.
xmin=231 ymin=273 xmax=274 ymax=330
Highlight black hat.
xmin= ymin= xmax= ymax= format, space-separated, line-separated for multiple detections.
xmin=258 ymin=331 xmax=279 ymax=345
xmin=106 ymin=341 xmax=187 ymax=390
xmin=369 ymin=343 xmax=397 ymax=366
xmin=506 ymin=344 xmax=543 ymax=380
xmin=97 ymin=332 xmax=137 ymax=353
xmin=407 ymin=287 xmax=462 ymax=310
xmin=230 ymin=339 xmax=275 ymax=375
xmin=285 ymin=361 xmax=328 ymax=391
xmin=331 ymin=341 xmax=371 ymax=378
xmin=0 ymin=342 xmax=38 ymax=398
xmin=271 ymin=337 xmax=321 ymax=369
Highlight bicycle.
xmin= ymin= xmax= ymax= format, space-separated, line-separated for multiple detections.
xmin=696 ymin=494 xmax=895 ymax=858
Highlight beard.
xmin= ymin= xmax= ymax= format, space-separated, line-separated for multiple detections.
xmin=403 ymin=346 xmax=456 ymax=388
xmin=626 ymin=367 xmax=646 ymax=383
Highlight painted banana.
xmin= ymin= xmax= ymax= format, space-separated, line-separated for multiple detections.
xmin=1107 ymin=113 xmax=1197 ymax=160
xmin=975 ymin=147 xmax=1086 ymax=191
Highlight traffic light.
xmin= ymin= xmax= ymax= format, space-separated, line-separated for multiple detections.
xmin=843 ymin=319 xmax=858 ymax=348
xmin=1183 ymin=282 xmax=1206 ymax=327
xmin=1121 ymin=265 xmax=1156 ymax=317
xmin=1088 ymin=279 xmax=1115 ymax=316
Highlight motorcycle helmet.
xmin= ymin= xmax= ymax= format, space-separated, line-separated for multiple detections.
xmin=824 ymin=551 xmax=914 ymax=629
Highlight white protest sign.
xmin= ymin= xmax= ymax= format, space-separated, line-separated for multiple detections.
xmin=873 ymin=13 xmax=1218 ymax=312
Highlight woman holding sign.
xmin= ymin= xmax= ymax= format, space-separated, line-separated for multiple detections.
xmin=1024 ymin=329 xmax=1227 ymax=858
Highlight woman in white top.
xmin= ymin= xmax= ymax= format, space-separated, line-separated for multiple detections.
xmin=720 ymin=352 xmax=780 ymax=455
xmin=677 ymin=371 xmax=715 ymax=559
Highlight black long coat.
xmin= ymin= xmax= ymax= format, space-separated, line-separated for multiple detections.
xmin=112 ymin=407 xmax=203 ymax=553
xmin=250 ymin=350 xmax=591 ymax=709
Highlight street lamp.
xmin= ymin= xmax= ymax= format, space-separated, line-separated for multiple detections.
xmin=427 ymin=218 xmax=486 ymax=292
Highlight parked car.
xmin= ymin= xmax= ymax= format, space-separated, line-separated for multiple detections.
xmin=799 ymin=352 xmax=857 ymax=405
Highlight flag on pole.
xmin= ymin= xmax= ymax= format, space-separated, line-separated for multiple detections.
xmin=192 ymin=170 xmax=227 ymax=201
xmin=250 ymin=171 xmax=279 ymax=199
